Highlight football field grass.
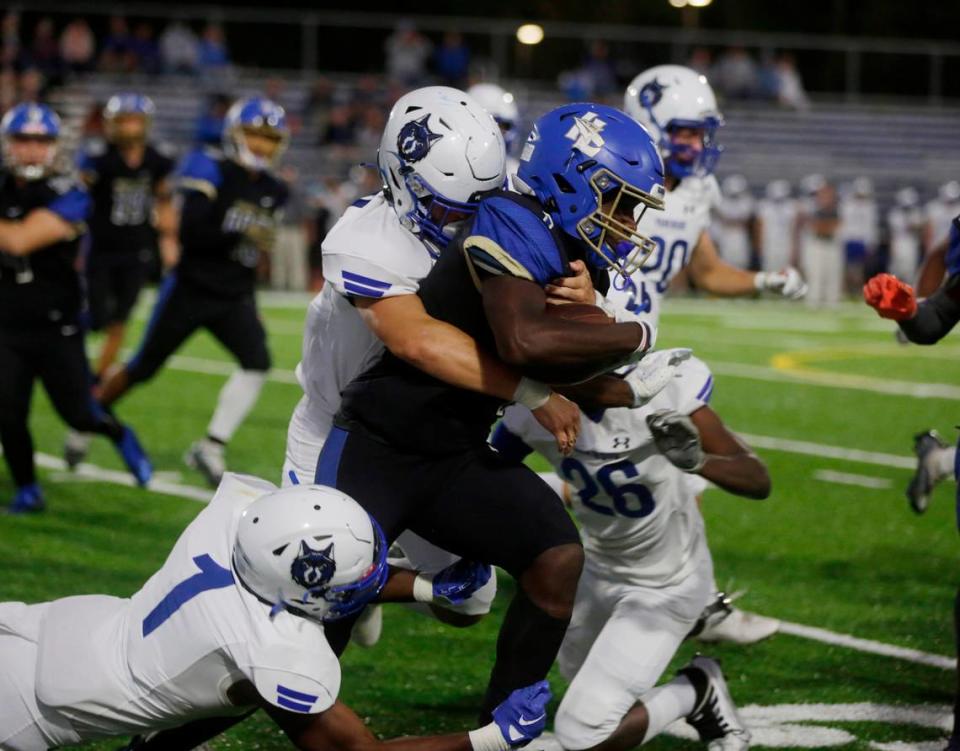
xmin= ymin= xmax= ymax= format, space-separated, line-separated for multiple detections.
xmin=2 ymin=292 xmax=959 ymax=749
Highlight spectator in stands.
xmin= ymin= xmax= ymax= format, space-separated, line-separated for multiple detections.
xmin=198 ymin=23 xmax=231 ymax=86
xmin=194 ymin=92 xmax=232 ymax=146
xmin=714 ymin=174 xmax=754 ymax=270
xmin=712 ymin=46 xmax=758 ymax=99
xmin=0 ymin=68 xmax=16 ymax=111
xmin=774 ymin=53 xmax=809 ymax=110
xmin=271 ymin=166 xmax=310 ymax=292
xmin=131 ymin=22 xmax=162 ymax=76
xmin=801 ymin=178 xmax=842 ymax=307
xmin=302 ymin=75 xmax=334 ymax=135
xmin=839 ymin=177 xmax=878 ymax=293
xmin=18 ymin=68 xmax=46 ymax=104
xmin=354 ymin=104 xmax=385 ymax=151
xmin=320 ymin=104 xmax=355 ymax=147
xmin=59 ymin=18 xmax=95 ymax=75
xmin=754 ymin=179 xmax=798 ymax=275
xmin=384 ymin=20 xmax=431 ymax=87
xmin=924 ymin=180 xmax=960 ymax=255
xmin=887 ymin=187 xmax=924 ymax=282
xmin=1 ymin=11 xmax=21 ymax=71
xmin=582 ymin=40 xmax=617 ymax=98
xmin=99 ymin=15 xmax=134 ymax=73
xmin=159 ymin=20 xmax=199 ymax=75
xmin=433 ymin=31 xmax=470 ymax=88
xmin=686 ymin=47 xmax=712 ymax=77
xmin=28 ymin=17 xmax=61 ymax=83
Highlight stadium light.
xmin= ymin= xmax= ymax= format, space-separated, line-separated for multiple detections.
xmin=668 ymin=0 xmax=688 ymax=6
xmin=688 ymin=0 xmax=713 ymax=6
xmin=516 ymin=23 xmax=544 ymax=45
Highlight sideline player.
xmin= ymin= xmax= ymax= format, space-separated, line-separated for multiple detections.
xmin=864 ymin=227 xmax=960 ymax=750
xmin=318 ymin=102 xmax=665 ymax=721
xmin=492 ymin=345 xmax=769 ymax=750
xmin=0 ymin=475 xmax=550 ymax=751
xmin=0 ymin=103 xmax=152 ymax=513
xmin=90 ymin=96 xmax=289 ymax=486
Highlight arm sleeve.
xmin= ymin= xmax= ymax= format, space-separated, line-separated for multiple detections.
xmin=179 ymin=190 xmax=236 ymax=254
xmin=176 ymin=150 xmax=223 ymax=199
xmin=46 ymin=185 xmax=91 ymax=228
xmin=463 ymin=197 xmax=568 ymax=286
xmin=322 ymin=250 xmax=420 ymax=300
xmin=898 ymin=278 xmax=960 ymax=345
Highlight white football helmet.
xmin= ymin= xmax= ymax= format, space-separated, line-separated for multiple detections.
xmin=851 ymin=176 xmax=874 ymax=198
xmin=939 ymin=180 xmax=960 ymax=203
xmin=467 ymin=82 xmax=519 ymax=150
xmin=721 ymin=174 xmax=748 ymax=198
xmin=232 ymin=484 xmax=387 ymax=623
xmin=765 ymin=179 xmax=791 ymax=201
xmin=895 ymin=186 xmax=919 ymax=208
xmin=378 ymin=86 xmax=506 ymax=251
xmin=624 ymin=64 xmax=723 ymax=179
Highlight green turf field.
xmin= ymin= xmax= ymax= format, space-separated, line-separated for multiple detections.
xmin=2 ymin=293 xmax=958 ymax=749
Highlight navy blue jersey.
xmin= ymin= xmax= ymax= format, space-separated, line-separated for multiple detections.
xmin=0 ymin=170 xmax=90 ymax=328
xmin=336 ymin=190 xmax=606 ymax=455
xmin=946 ymin=215 xmax=960 ymax=279
xmin=78 ymin=141 xmax=175 ymax=258
xmin=174 ymin=149 xmax=288 ymax=298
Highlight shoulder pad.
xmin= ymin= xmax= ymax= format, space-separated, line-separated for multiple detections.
xmin=463 ymin=195 xmax=567 ymax=286
xmin=666 ymin=355 xmax=714 ymax=415
xmin=176 ymin=149 xmax=223 ymax=198
xmin=243 ymin=639 xmax=340 ymax=715
xmin=45 ymin=179 xmax=90 ymax=225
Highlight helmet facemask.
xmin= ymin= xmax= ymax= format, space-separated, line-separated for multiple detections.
xmin=660 ymin=118 xmax=723 ymax=179
xmin=106 ymin=112 xmax=151 ymax=148
xmin=576 ymin=167 xmax=664 ymax=277
xmin=4 ymin=135 xmax=58 ymax=181
xmin=390 ymin=165 xmax=483 ymax=253
xmin=227 ymin=124 xmax=288 ymax=172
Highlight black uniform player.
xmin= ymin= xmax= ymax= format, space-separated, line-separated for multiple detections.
xmin=95 ymin=97 xmax=289 ymax=487
xmin=317 ymin=103 xmax=665 ymax=720
xmin=0 ymin=103 xmax=152 ymax=513
xmin=78 ymin=94 xmax=176 ymax=378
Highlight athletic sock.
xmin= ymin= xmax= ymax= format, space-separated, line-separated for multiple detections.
xmin=934 ymin=447 xmax=957 ymax=482
xmin=478 ymin=590 xmax=569 ymax=723
xmin=206 ymin=370 xmax=266 ymax=444
xmin=639 ymin=674 xmax=698 ymax=743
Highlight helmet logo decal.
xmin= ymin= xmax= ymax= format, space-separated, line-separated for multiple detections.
xmin=290 ymin=540 xmax=336 ymax=589
xmin=638 ymin=79 xmax=666 ymax=109
xmin=564 ymin=112 xmax=607 ymax=157
xmin=397 ymin=114 xmax=442 ymax=163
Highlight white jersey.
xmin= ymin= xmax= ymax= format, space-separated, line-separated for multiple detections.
xmin=296 ymin=193 xmax=434 ymax=420
xmin=634 ymin=174 xmax=720 ymax=328
xmin=755 ymin=197 xmax=798 ymax=272
xmin=712 ymin=193 xmax=754 ymax=269
xmin=499 ymin=355 xmax=714 ymax=588
xmin=838 ymin=196 xmax=878 ymax=247
xmin=29 ymin=474 xmax=339 ymax=740
xmin=887 ymin=205 xmax=924 ymax=281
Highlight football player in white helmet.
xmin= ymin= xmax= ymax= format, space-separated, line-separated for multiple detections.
xmin=714 ymin=174 xmax=754 ymax=270
xmin=623 ymin=64 xmax=806 ymax=326
xmin=492 ymin=271 xmax=769 ymax=750
xmin=754 ymin=179 xmax=798 ymax=274
xmin=0 ymin=476 xmax=550 ymax=751
xmin=467 ymin=82 xmax=520 ymax=173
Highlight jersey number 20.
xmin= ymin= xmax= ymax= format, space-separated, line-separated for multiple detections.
xmin=560 ymin=458 xmax=655 ymax=518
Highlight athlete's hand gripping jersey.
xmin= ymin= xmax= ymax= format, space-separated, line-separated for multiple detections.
xmin=493 ymin=354 xmax=715 ymax=587
xmin=15 ymin=474 xmax=338 ymax=742
xmin=632 ymin=174 xmax=720 ymax=328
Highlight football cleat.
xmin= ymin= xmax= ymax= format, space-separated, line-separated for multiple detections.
xmin=7 ymin=483 xmax=45 ymax=514
xmin=907 ymin=430 xmax=951 ymax=514
xmin=350 ymin=604 xmax=383 ymax=648
xmin=678 ymin=655 xmax=751 ymax=748
xmin=116 ymin=427 xmax=153 ymax=487
xmin=697 ymin=606 xmax=780 ymax=645
xmin=64 ymin=430 xmax=92 ymax=470
xmin=185 ymin=439 xmax=226 ymax=488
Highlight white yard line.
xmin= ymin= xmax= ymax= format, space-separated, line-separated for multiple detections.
xmin=813 ymin=469 xmax=893 ymax=489
xmin=738 ymin=433 xmax=917 ymax=469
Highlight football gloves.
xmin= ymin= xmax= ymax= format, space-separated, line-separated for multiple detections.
xmin=755 ymin=267 xmax=808 ymax=300
xmin=492 ymin=680 xmax=551 ymax=747
xmin=863 ymin=273 xmax=918 ymax=321
xmin=414 ymin=559 xmax=492 ymax=607
xmin=646 ymin=408 xmax=705 ymax=472
xmin=625 ymin=348 xmax=692 ymax=408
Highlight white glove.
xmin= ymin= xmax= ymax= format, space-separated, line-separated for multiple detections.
xmin=645 ymin=408 xmax=705 ymax=472
xmin=754 ymin=267 xmax=808 ymax=300
xmin=624 ymin=348 xmax=692 ymax=408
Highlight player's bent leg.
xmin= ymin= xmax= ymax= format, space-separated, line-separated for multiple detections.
xmin=280 ymin=396 xmax=330 ymax=488
xmin=0 ymin=335 xmax=42 ymax=511
xmin=907 ymin=429 xmax=955 ymax=514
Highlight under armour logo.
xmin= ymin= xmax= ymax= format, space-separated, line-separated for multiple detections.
xmin=612 ymin=436 xmax=631 ymax=449
xmin=565 ymin=112 xmax=606 ymax=157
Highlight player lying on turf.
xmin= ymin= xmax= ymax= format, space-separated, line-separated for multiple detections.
xmin=0 ymin=475 xmax=549 ymax=751
xmin=863 ymin=213 xmax=960 ymax=751
xmin=494 ymin=346 xmax=769 ymax=750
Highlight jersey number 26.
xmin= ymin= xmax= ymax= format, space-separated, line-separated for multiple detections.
xmin=560 ymin=458 xmax=655 ymax=518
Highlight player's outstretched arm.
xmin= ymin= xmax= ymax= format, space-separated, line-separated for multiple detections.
xmin=378 ymin=560 xmax=492 ymax=609
xmin=481 ymin=275 xmax=651 ymax=383
xmin=647 ymin=406 xmax=770 ymax=499
xmin=0 ymin=208 xmax=78 ymax=255
xmin=688 ymin=229 xmax=806 ymax=299
xmin=864 ymin=273 xmax=960 ymax=345
xmin=915 ymin=241 xmax=947 ymax=297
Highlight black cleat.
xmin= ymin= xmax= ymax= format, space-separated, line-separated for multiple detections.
xmin=907 ymin=430 xmax=950 ymax=514
xmin=678 ymin=656 xmax=751 ymax=749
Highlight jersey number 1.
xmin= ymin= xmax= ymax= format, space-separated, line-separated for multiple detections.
xmin=142 ymin=554 xmax=234 ymax=637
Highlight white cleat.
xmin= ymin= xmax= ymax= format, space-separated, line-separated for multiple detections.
xmin=678 ymin=655 xmax=751 ymax=749
xmin=184 ymin=439 xmax=226 ymax=488
xmin=350 ymin=604 xmax=383 ymax=648
xmin=697 ymin=607 xmax=780 ymax=645
xmin=64 ymin=430 xmax=92 ymax=470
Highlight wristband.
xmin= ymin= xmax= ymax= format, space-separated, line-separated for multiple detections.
xmin=468 ymin=722 xmax=510 ymax=751
xmin=412 ymin=573 xmax=434 ymax=604
xmin=513 ymin=376 xmax=551 ymax=410
xmin=623 ymin=321 xmax=654 ymax=364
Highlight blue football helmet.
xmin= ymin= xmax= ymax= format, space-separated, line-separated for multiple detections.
xmin=0 ymin=103 xmax=61 ymax=180
xmin=103 ymin=93 xmax=156 ymax=145
xmin=515 ymin=103 xmax=666 ymax=274
xmin=223 ymin=96 xmax=289 ymax=171
xmin=624 ymin=65 xmax=723 ymax=180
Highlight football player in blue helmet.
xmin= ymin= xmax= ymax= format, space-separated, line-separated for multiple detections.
xmin=222 ymin=96 xmax=289 ymax=172
xmin=0 ymin=103 xmax=153 ymax=512
xmin=515 ymin=102 xmax=666 ymax=277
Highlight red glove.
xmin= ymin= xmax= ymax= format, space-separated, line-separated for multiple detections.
xmin=863 ymin=273 xmax=918 ymax=321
